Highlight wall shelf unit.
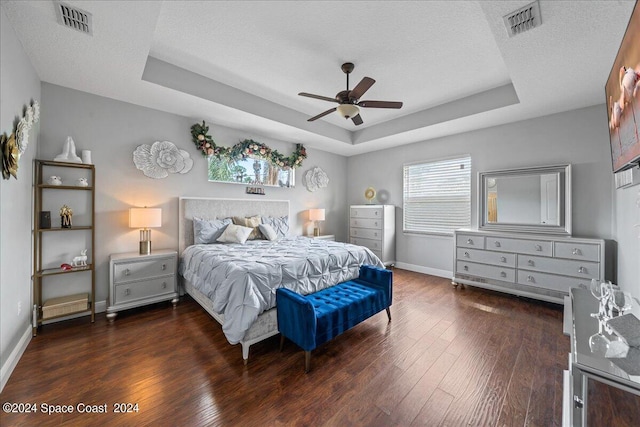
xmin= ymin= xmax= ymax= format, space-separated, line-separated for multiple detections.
xmin=33 ymin=160 xmax=95 ymax=336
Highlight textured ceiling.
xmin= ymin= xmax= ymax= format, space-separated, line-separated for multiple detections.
xmin=1 ymin=1 xmax=635 ymax=156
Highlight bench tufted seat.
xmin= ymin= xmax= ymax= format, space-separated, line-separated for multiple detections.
xmin=276 ymin=265 xmax=392 ymax=372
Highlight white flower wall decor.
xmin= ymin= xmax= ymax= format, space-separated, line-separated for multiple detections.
xmin=133 ymin=140 xmax=193 ymax=179
xmin=16 ymin=101 xmax=40 ymax=155
xmin=304 ymin=166 xmax=329 ymax=192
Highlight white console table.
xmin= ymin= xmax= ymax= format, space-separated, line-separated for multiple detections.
xmin=564 ymin=288 xmax=640 ymax=426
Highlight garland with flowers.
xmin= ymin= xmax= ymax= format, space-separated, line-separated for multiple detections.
xmin=190 ymin=121 xmax=307 ymax=169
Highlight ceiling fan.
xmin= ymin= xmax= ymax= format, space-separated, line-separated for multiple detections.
xmin=299 ymin=62 xmax=403 ymax=126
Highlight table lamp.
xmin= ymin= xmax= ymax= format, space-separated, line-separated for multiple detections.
xmin=309 ymin=208 xmax=325 ymax=236
xmin=129 ymin=207 xmax=162 ymax=255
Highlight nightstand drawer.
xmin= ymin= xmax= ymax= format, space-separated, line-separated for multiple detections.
xmin=114 ymin=276 xmax=174 ymax=305
xmin=113 ymin=256 xmax=175 ymax=284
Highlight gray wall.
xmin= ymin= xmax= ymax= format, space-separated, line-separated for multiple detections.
xmin=0 ymin=6 xmax=41 ymax=389
xmin=38 ymin=83 xmax=348 ymax=304
xmin=347 ymin=105 xmax=615 ymax=278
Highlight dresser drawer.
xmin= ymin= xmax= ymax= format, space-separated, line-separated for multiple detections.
xmin=518 ymin=255 xmax=599 ymax=279
xmin=456 ymin=248 xmax=516 ymax=267
xmin=456 ymin=234 xmax=485 ymax=249
xmin=456 ymin=261 xmax=515 ymax=282
xmin=554 ymin=242 xmax=600 ymax=262
xmin=517 ymin=270 xmax=589 ymax=293
xmin=350 ymin=207 xmax=383 ymax=219
xmin=349 ymin=218 xmax=382 ymax=229
xmin=114 ymin=276 xmax=175 ymax=305
xmin=350 ymin=227 xmax=382 ymax=240
xmin=486 ymin=237 xmax=552 ymax=256
xmin=113 ymin=256 xmax=176 ymax=284
xmin=350 ymin=237 xmax=383 ymax=252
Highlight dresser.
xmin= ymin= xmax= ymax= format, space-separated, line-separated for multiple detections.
xmin=349 ymin=205 xmax=395 ymax=266
xmin=107 ymin=249 xmax=178 ymax=320
xmin=452 ymin=230 xmax=605 ymax=304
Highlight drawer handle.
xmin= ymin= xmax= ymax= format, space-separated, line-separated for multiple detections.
xmin=572 ymin=248 xmax=582 ymax=255
xmin=527 ymin=275 xmax=534 ymax=283
xmin=500 ymin=271 xmax=507 ymax=278
xmin=162 ymin=282 xmax=167 ymax=289
xmin=528 ymin=260 xmax=534 ymax=266
xmin=500 ymin=256 xmax=506 ymax=262
xmin=578 ymin=266 xmax=587 ymax=274
xmin=374 ymin=222 xmax=378 ymax=226
xmin=162 ymin=264 xmax=166 ymax=270
xmin=464 ymin=251 xmax=470 ymax=258
xmin=374 ymin=232 xmax=378 ymax=237
xmin=494 ymin=241 xmax=501 ymax=247
xmin=374 ymin=211 xmax=379 ymax=216
xmin=466 ymin=238 xmax=473 ymax=245
xmin=578 ymin=283 xmax=587 ymax=290
xmin=534 ymin=244 xmax=542 ymax=251
xmin=463 ymin=265 xmax=469 ymax=271
xmin=124 ymin=269 xmax=130 ymax=276
xmin=374 ymin=243 xmax=378 ymax=248
xmin=124 ymin=288 xmax=131 ymax=296
xmin=354 ymin=230 xmax=358 ymax=235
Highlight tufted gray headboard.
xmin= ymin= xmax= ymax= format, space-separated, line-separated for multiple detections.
xmin=178 ymin=197 xmax=290 ymax=254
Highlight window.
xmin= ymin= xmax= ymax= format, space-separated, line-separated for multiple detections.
xmin=403 ymin=156 xmax=472 ymax=234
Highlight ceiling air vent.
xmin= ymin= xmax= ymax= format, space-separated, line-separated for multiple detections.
xmin=503 ymin=1 xmax=541 ymax=38
xmin=55 ymin=1 xmax=93 ymax=35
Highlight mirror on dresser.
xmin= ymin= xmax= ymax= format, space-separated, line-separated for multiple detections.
xmin=478 ymin=164 xmax=571 ymax=235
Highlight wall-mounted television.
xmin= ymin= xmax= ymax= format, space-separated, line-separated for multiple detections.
xmin=606 ymin=1 xmax=640 ymax=172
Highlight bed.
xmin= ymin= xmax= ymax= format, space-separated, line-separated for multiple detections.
xmin=178 ymin=197 xmax=384 ymax=363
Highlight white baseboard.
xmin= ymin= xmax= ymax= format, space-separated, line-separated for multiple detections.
xmin=95 ymin=300 xmax=106 ymax=313
xmin=0 ymin=325 xmax=31 ymax=393
xmin=394 ymin=262 xmax=452 ymax=279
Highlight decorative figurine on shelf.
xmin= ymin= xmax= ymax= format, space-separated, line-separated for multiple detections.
xmin=54 ymin=136 xmax=82 ymax=163
xmin=48 ymin=175 xmax=62 ymax=185
xmin=60 ymin=204 xmax=73 ymax=228
xmin=77 ymin=177 xmax=88 ymax=187
xmin=71 ymin=249 xmax=87 ymax=267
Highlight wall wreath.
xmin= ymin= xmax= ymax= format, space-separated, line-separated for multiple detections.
xmin=190 ymin=121 xmax=307 ymax=169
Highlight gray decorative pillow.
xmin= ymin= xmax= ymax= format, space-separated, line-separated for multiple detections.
xmin=193 ymin=217 xmax=232 ymax=244
xmin=261 ymin=216 xmax=289 ymax=238
xmin=259 ymin=223 xmax=278 ymax=241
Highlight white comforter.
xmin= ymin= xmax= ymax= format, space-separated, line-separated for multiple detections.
xmin=179 ymin=236 xmax=384 ymax=344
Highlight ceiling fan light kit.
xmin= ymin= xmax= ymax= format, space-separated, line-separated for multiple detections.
xmin=336 ymin=104 xmax=360 ymax=119
xmin=299 ymin=62 xmax=403 ymax=126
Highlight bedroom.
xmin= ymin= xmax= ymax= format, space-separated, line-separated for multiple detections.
xmin=1 ymin=0 xmax=639 ymax=425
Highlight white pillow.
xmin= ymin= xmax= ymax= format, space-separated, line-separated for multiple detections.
xmin=216 ymin=224 xmax=253 ymax=244
xmin=259 ymin=223 xmax=278 ymax=241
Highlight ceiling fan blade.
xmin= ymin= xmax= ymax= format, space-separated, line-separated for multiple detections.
xmin=351 ymin=114 xmax=363 ymax=126
xmin=298 ymin=92 xmax=339 ymax=103
xmin=358 ymin=100 xmax=403 ymax=109
xmin=349 ymin=77 xmax=375 ymax=100
xmin=307 ymin=107 xmax=337 ymax=122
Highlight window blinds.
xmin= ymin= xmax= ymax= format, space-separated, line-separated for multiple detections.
xmin=403 ymin=156 xmax=471 ymax=234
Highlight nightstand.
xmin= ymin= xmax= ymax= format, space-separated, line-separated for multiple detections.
xmin=107 ymin=249 xmax=178 ymax=321
xmin=307 ymin=234 xmax=335 ymax=241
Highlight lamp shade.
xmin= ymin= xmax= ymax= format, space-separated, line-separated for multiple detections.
xmin=129 ymin=207 xmax=162 ymax=228
xmin=309 ymin=208 xmax=325 ymax=221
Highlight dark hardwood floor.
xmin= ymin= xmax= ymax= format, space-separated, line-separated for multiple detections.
xmin=1 ymin=269 xmax=638 ymax=426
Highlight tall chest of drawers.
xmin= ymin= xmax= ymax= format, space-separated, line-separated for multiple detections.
xmin=452 ymin=230 xmax=605 ymax=304
xmin=350 ymin=205 xmax=396 ymax=266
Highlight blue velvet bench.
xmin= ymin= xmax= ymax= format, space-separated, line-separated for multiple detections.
xmin=276 ymin=265 xmax=392 ymax=372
